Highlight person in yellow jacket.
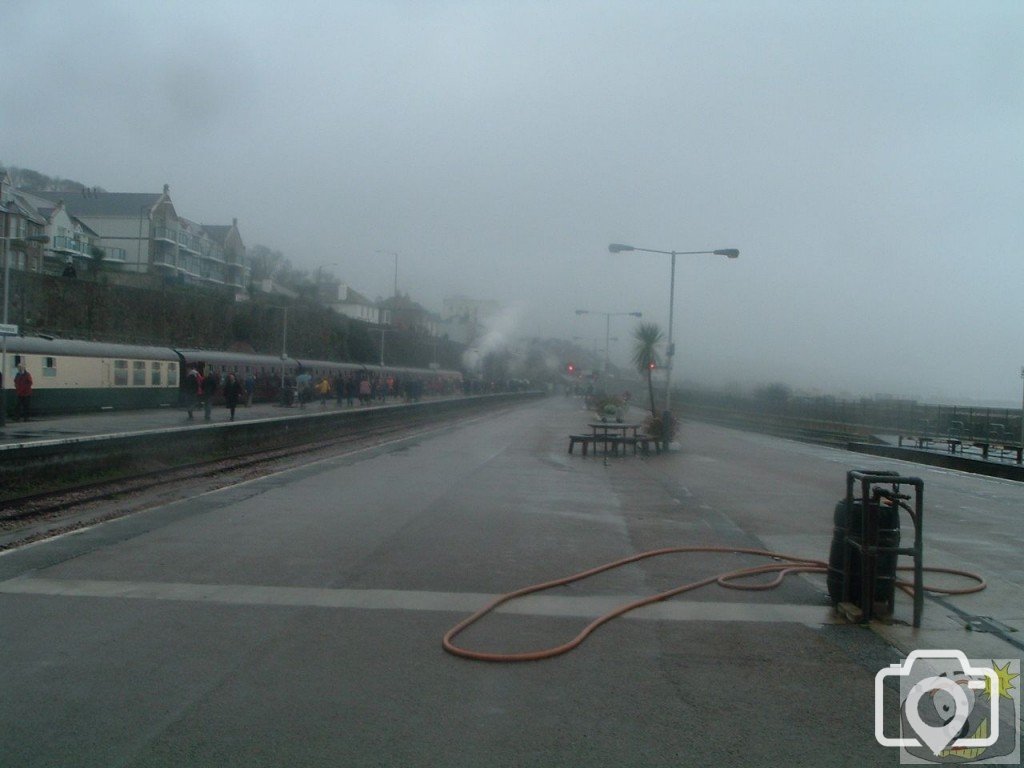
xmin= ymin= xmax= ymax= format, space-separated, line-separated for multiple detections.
xmin=316 ymin=376 xmax=331 ymax=407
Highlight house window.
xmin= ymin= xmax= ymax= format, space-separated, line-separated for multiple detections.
xmin=114 ymin=360 xmax=128 ymax=386
xmin=133 ymin=361 xmax=146 ymax=386
xmin=151 ymin=362 xmax=162 ymax=386
xmin=43 ymin=357 xmax=57 ymax=377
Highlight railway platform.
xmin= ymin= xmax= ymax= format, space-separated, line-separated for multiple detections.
xmin=0 ymin=397 xmax=422 ymax=449
xmin=1 ymin=397 xmax=1021 ymax=766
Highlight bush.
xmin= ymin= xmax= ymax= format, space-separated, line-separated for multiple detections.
xmin=643 ymin=411 xmax=678 ymax=442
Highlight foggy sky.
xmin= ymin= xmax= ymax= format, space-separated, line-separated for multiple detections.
xmin=3 ymin=1 xmax=1022 ymax=404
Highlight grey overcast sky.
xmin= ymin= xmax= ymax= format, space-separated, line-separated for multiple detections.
xmin=3 ymin=1 xmax=1021 ymax=404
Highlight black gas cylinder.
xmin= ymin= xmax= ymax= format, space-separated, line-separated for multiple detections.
xmin=827 ymin=497 xmax=901 ymax=606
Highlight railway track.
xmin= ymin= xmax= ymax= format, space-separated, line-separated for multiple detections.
xmin=0 ymin=404 xmax=495 ymax=553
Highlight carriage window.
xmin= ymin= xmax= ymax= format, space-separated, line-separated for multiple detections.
xmin=168 ymin=362 xmax=178 ymax=382
xmin=114 ymin=360 xmax=128 ymax=386
xmin=43 ymin=357 xmax=57 ymax=377
xmin=151 ymin=362 xmax=162 ymax=386
xmin=133 ymin=361 xmax=146 ymax=385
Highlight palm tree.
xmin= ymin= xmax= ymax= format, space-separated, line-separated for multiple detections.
xmin=631 ymin=322 xmax=663 ymax=421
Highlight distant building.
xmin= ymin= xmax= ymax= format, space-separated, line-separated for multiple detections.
xmin=0 ymin=171 xmax=51 ymax=273
xmin=441 ymin=295 xmax=500 ymax=345
xmin=17 ymin=183 xmax=247 ymax=291
xmin=255 ymin=279 xmax=298 ymax=300
xmin=326 ymin=283 xmax=388 ymax=325
xmin=380 ymin=293 xmax=439 ymax=336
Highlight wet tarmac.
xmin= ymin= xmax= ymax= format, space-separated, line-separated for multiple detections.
xmin=0 ymin=397 xmax=1020 ymax=766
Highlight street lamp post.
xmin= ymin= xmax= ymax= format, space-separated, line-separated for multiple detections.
xmin=575 ymin=309 xmax=642 ymax=371
xmin=378 ymin=327 xmax=393 ymax=368
xmin=265 ymin=306 xmax=289 ymax=395
xmin=1 ymin=234 xmax=50 ymax=427
xmin=1019 ymin=366 xmax=1024 ymax=449
xmin=608 ymin=243 xmax=738 ymax=447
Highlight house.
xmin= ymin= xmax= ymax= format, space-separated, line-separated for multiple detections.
xmin=379 ymin=293 xmax=439 ymax=336
xmin=327 ymin=283 xmax=388 ymax=326
xmin=19 ymin=184 xmax=247 ymax=291
xmin=0 ymin=171 xmax=49 ymax=273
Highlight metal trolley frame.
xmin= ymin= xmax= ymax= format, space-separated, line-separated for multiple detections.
xmin=842 ymin=470 xmax=924 ymax=627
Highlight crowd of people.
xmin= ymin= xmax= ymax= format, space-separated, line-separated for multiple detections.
xmin=183 ymin=366 xmax=439 ymax=422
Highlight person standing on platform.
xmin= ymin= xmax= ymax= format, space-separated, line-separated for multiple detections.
xmin=334 ymin=374 xmax=344 ymax=407
xmin=223 ymin=373 xmax=244 ymax=421
xmin=296 ymin=369 xmax=312 ymax=409
xmin=185 ymin=365 xmax=203 ymax=419
xmin=244 ymin=372 xmax=256 ymax=407
xmin=345 ymin=375 xmax=356 ymax=407
xmin=203 ymin=368 xmax=219 ymax=421
xmin=14 ymin=363 xmax=33 ymax=421
xmin=316 ymin=376 xmax=331 ymax=407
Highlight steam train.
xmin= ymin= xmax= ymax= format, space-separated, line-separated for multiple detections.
xmin=1 ymin=335 xmax=464 ymax=416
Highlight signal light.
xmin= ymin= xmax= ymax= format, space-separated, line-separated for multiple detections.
xmin=567 ymin=363 xmax=576 ymax=374
xmin=648 ymin=361 xmax=656 ymax=370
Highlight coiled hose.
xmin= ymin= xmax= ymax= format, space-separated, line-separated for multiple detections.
xmin=442 ymin=546 xmax=986 ymax=662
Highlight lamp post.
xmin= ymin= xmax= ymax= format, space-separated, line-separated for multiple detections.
xmin=265 ymin=305 xmax=289 ymax=394
xmin=575 ymin=309 xmax=642 ymax=371
xmin=378 ymin=327 xmax=393 ymax=368
xmin=608 ymin=243 xmax=738 ymax=445
xmin=1 ymin=234 xmax=50 ymax=427
xmin=1020 ymin=366 xmax=1024 ymax=449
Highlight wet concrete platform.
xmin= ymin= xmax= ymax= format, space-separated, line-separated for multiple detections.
xmin=0 ymin=396 xmax=1020 ymax=766
xmin=0 ymin=398 xmax=396 ymax=448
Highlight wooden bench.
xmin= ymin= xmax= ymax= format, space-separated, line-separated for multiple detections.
xmin=568 ymin=434 xmax=598 ymax=455
xmin=568 ymin=434 xmax=657 ymax=456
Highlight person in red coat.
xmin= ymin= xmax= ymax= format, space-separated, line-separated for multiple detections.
xmin=14 ymin=363 xmax=33 ymax=421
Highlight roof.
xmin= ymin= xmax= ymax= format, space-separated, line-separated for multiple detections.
xmin=26 ymin=190 xmax=163 ymax=218
xmin=5 ymin=196 xmax=46 ymax=225
xmin=340 ymin=286 xmax=373 ymax=305
xmin=4 ymin=335 xmax=179 ymax=361
xmin=201 ymin=224 xmax=232 ymax=243
xmin=379 ymin=294 xmax=428 ymax=312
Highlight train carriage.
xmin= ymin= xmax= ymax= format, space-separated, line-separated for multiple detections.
xmin=173 ymin=348 xmax=296 ymax=404
xmin=291 ymin=357 xmax=463 ymax=400
xmin=2 ymin=336 xmax=180 ymax=415
xmin=2 ymin=335 xmax=466 ymax=417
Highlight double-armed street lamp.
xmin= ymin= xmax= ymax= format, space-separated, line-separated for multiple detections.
xmin=607 ymin=243 xmax=738 ymax=441
xmin=575 ymin=308 xmax=642 ymax=371
xmin=1 ymin=235 xmax=50 ymax=427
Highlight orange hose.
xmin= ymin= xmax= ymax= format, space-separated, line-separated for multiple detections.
xmin=441 ymin=546 xmax=986 ymax=662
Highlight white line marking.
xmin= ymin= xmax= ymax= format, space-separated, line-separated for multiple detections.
xmin=0 ymin=577 xmax=840 ymax=625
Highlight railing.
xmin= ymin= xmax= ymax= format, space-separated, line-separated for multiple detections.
xmin=679 ymin=389 xmax=1024 ymax=455
xmin=51 ymin=236 xmax=86 ymax=254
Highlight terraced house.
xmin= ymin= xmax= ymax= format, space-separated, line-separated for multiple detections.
xmin=13 ymin=180 xmax=248 ymax=294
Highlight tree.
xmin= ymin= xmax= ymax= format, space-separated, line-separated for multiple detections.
xmin=631 ymin=322 xmax=663 ymax=420
xmin=89 ymin=245 xmax=106 ymax=278
xmin=246 ymin=244 xmax=286 ymax=283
